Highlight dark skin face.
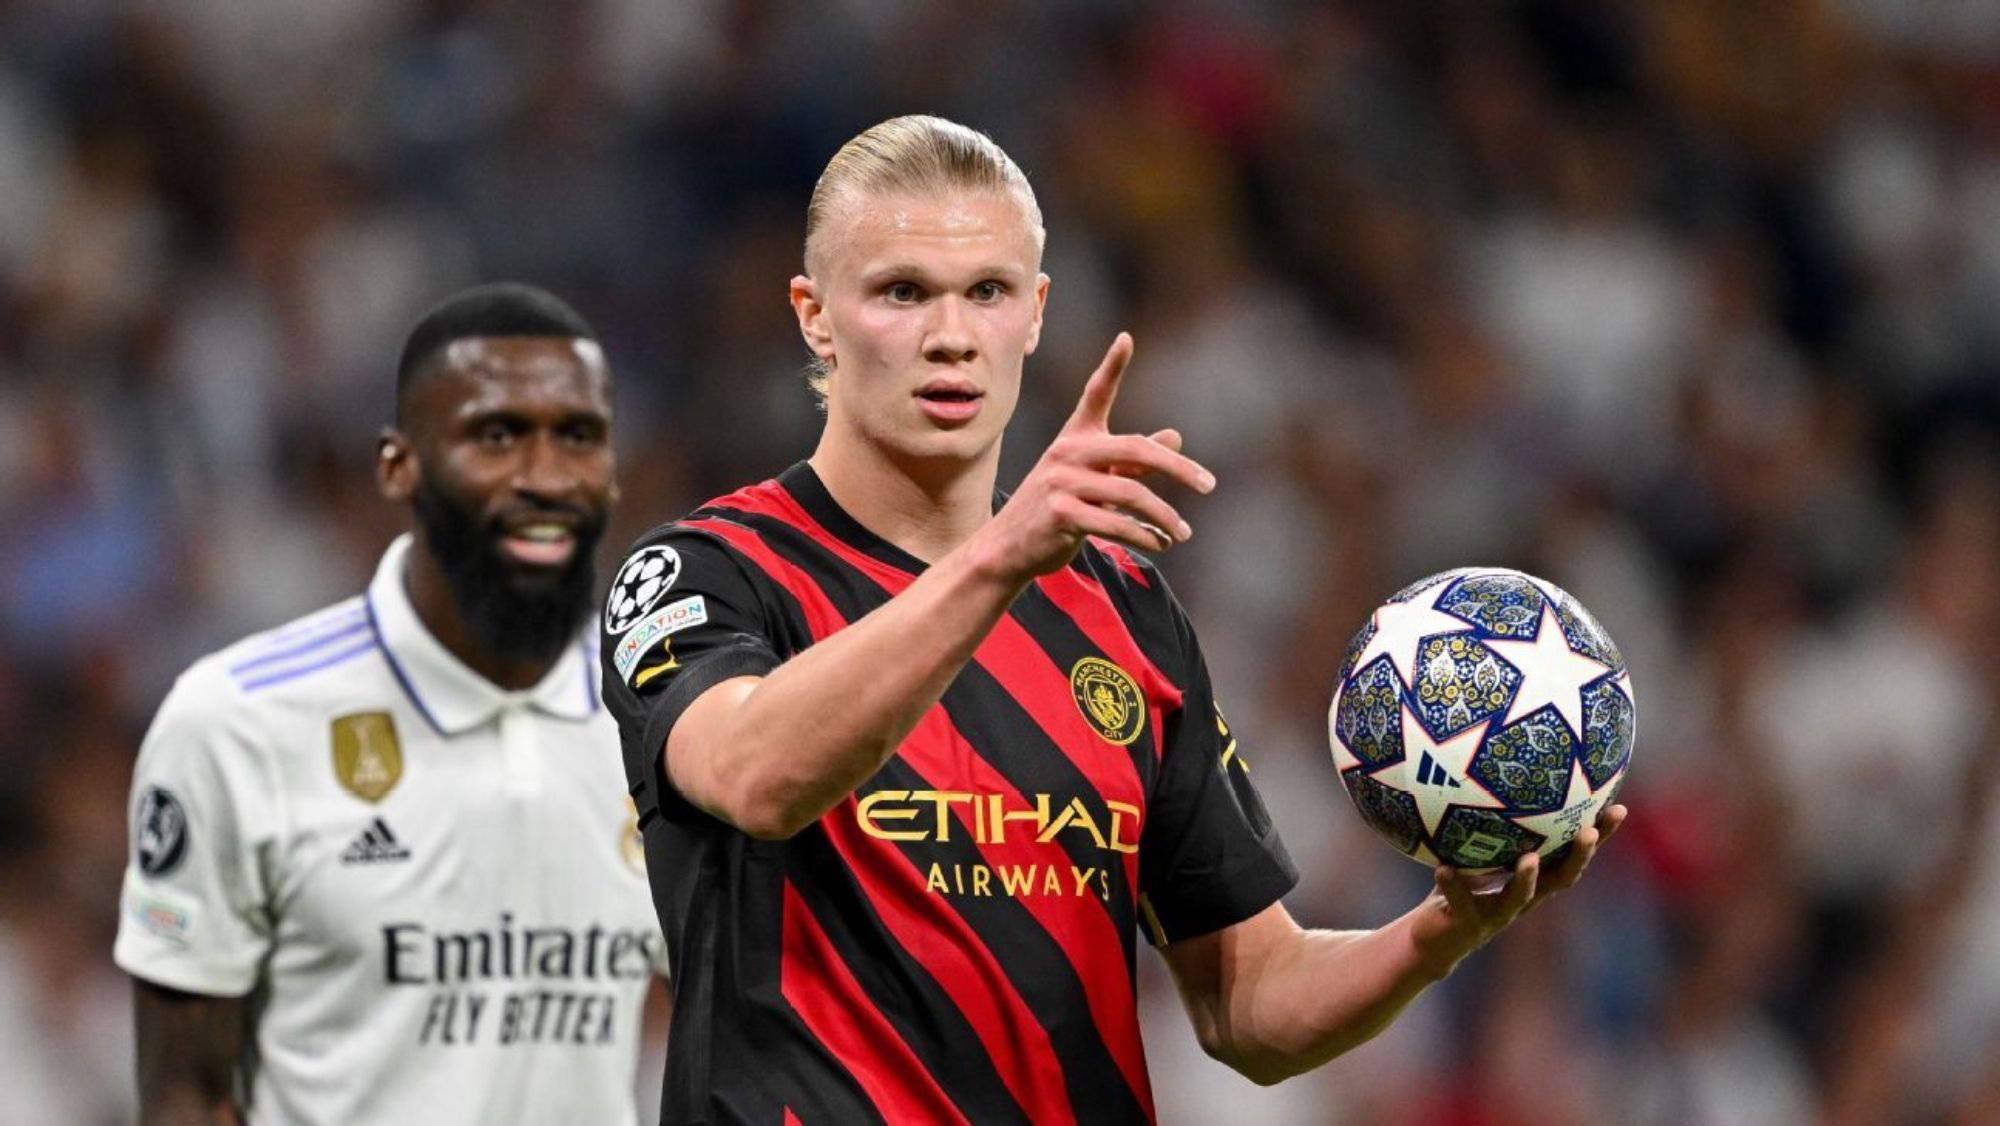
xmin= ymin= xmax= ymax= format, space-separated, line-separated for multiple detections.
xmin=376 ymin=336 xmax=615 ymax=690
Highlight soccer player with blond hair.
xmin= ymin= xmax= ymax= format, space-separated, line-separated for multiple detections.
xmin=603 ymin=116 xmax=1623 ymax=1123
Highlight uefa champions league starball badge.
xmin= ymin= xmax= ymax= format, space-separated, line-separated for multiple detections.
xmin=1328 ymin=568 xmax=1635 ymax=872
xmin=605 ymin=546 xmax=682 ymax=635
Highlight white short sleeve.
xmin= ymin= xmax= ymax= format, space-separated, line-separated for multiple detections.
xmin=114 ymin=663 xmax=281 ymax=997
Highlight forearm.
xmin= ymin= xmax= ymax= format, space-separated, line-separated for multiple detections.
xmin=673 ymin=533 xmax=1028 ymax=838
xmin=1192 ymin=907 xmax=1446 ymax=1084
xmin=134 ymin=979 xmax=245 ymax=1125
xmin=138 ymin=1087 xmax=242 ymax=1126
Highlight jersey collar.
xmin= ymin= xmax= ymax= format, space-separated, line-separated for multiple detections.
xmin=365 ymin=534 xmax=600 ymax=736
xmin=777 ymin=461 xmax=1008 ymax=576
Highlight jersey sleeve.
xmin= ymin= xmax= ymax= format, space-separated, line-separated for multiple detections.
xmin=1138 ymin=607 xmax=1299 ymax=946
xmin=600 ymin=527 xmax=784 ymax=816
xmin=113 ymin=664 xmax=281 ymax=996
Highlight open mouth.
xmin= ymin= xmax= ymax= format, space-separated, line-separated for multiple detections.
xmin=498 ymin=521 xmax=578 ymax=567
xmin=915 ymin=383 xmax=984 ymax=423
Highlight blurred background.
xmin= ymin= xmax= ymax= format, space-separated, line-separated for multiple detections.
xmin=5 ymin=0 xmax=2000 ymax=1122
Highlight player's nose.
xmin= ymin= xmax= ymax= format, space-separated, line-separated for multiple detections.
xmin=922 ymin=297 xmax=978 ymax=364
xmin=513 ymin=431 xmax=579 ymax=498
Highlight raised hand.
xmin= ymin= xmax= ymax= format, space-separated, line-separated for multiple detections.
xmin=971 ymin=333 xmax=1216 ymax=582
xmin=1408 ymin=804 xmax=1628 ymax=979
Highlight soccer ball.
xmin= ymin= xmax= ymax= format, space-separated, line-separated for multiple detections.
xmin=1328 ymin=568 xmax=1634 ymax=872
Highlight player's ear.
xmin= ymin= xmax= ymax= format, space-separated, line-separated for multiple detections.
xmin=377 ymin=427 xmax=419 ymax=503
xmin=790 ymin=275 xmax=836 ymax=364
xmin=1024 ymin=273 xmax=1051 ymax=356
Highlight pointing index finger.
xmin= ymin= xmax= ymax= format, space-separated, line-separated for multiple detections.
xmin=1066 ymin=332 xmax=1135 ymax=433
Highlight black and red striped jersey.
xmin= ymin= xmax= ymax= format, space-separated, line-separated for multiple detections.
xmin=601 ymin=463 xmax=1297 ymax=1126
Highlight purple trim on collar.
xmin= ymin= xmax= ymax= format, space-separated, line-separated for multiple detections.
xmin=237 ymin=638 xmax=378 ymax=692
xmin=364 ymin=591 xmax=445 ymax=736
xmin=228 ymin=618 xmax=371 ymax=676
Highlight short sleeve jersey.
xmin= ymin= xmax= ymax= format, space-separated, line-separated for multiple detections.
xmin=602 ymin=464 xmax=1297 ymax=1125
xmin=115 ymin=535 xmax=666 ymax=1126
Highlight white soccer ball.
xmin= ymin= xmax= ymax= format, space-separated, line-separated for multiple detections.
xmin=1328 ymin=567 xmax=1635 ymax=872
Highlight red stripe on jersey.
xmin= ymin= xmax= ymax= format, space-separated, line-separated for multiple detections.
xmin=689 ymin=514 xmax=1081 ymax=1122
xmin=783 ymin=1111 xmax=802 ymax=1126
xmin=737 ymin=489 xmax=1156 ymax=1120
xmin=1037 ymin=560 xmax=1185 ymax=766
xmin=681 ymin=518 xmax=846 ymax=641
xmin=819 ymin=741 xmax=1079 ymax=1125
xmin=1093 ymin=540 xmax=1151 ymax=588
xmin=888 ymin=708 xmax=1153 ymax=1121
xmin=781 ymin=881 xmax=969 ymax=1126
xmin=978 ymin=614 xmax=1148 ymax=891
xmin=745 ymin=487 xmax=1150 ymax=814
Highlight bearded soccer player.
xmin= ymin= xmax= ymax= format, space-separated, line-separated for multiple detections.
xmin=118 ymin=284 xmax=667 ymax=1125
xmin=602 ymin=117 xmax=1625 ymax=1124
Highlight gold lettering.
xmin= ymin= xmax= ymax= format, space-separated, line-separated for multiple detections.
xmin=998 ymin=866 xmax=1035 ymax=896
xmin=971 ymin=866 xmax=992 ymax=896
xmin=917 ymin=791 xmax=975 ymax=841
xmin=863 ymin=789 xmax=1144 ymax=860
xmin=1040 ymin=798 xmax=1109 ymax=849
xmin=858 ymin=791 xmax=924 ymax=841
xmin=926 ymin=863 xmax=949 ymax=894
xmin=988 ymin=793 xmax=1051 ymax=845
xmin=1042 ymin=867 xmax=1062 ymax=895
xmin=1071 ymin=866 xmax=1098 ymax=895
xmin=1105 ymin=800 xmax=1141 ymax=853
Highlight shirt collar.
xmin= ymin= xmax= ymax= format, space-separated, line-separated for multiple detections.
xmin=365 ymin=534 xmax=600 ymax=736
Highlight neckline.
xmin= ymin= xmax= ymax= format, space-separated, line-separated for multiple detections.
xmin=775 ymin=461 xmax=1007 ymax=576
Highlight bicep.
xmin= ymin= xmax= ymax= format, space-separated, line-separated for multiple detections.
xmin=663 ymin=675 xmax=763 ymax=817
xmin=133 ymin=977 xmax=247 ymax=1125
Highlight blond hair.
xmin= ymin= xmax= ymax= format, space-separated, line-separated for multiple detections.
xmin=805 ymin=115 xmax=1044 ymax=276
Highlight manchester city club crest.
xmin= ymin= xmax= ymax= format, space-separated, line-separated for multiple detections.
xmin=1070 ymin=657 xmax=1146 ymax=746
xmin=332 ymin=712 xmax=404 ymax=803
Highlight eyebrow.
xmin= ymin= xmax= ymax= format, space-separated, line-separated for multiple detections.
xmin=860 ymin=262 xmax=1029 ymax=283
xmin=453 ymin=403 xmax=610 ymax=427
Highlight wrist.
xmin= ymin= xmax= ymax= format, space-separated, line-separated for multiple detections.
xmin=951 ymin=524 xmax=1036 ymax=599
xmin=1397 ymin=905 xmax=1466 ymax=986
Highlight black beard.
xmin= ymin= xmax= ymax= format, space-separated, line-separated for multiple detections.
xmin=410 ymin=478 xmax=605 ymax=670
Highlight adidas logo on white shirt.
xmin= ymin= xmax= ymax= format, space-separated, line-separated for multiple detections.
xmin=341 ymin=817 xmax=411 ymax=865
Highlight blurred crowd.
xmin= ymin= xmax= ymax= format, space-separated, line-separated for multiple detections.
xmin=4 ymin=1 xmax=2000 ymax=1122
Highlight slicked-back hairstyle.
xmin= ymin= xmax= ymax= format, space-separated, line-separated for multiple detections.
xmin=800 ymin=115 xmax=1044 ymax=398
xmin=804 ymin=115 xmax=1044 ymax=275
xmin=395 ymin=283 xmax=598 ymax=421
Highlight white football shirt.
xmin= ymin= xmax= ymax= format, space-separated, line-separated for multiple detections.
xmin=116 ymin=535 xmax=665 ymax=1125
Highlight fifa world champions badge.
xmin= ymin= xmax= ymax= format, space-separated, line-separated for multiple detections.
xmin=332 ymin=712 xmax=404 ymax=803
